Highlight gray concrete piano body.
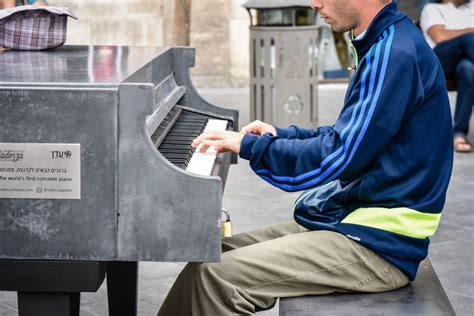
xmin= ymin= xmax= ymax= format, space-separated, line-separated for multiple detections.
xmin=0 ymin=46 xmax=238 ymax=263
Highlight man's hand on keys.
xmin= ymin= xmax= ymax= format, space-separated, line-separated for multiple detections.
xmin=192 ymin=120 xmax=276 ymax=154
xmin=192 ymin=131 xmax=244 ymax=154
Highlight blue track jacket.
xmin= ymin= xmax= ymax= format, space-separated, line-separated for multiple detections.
xmin=239 ymin=3 xmax=453 ymax=280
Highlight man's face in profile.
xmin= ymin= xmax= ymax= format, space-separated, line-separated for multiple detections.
xmin=310 ymin=0 xmax=360 ymax=33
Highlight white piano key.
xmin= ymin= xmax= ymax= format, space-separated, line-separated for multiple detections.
xmin=205 ymin=119 xmax=228 ymax=132
xmin=186 ymin=152 xmax=216 ymax=175
xmin=186 ymin=119 xmax=228 ymax=176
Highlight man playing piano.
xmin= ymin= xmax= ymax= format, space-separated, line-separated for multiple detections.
xmin=159 ymin=0 xmax=453 ymax=315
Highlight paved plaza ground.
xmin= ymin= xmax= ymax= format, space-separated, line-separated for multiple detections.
xmin=0 ymin=86 xmax=472 ymax=315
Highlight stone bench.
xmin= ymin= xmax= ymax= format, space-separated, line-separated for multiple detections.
xmin=279 ymin=258 xmax=455 ymax=316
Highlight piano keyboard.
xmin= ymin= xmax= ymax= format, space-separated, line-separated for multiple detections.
xmin=152 ymin=109 xmax=229 ymax=176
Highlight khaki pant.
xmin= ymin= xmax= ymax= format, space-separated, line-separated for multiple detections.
xmin=158 ymin=221 xmax=409 ymax=316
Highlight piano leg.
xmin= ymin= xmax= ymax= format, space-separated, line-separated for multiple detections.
xmin=18 ymin=292 xmax=80 ymax=316
xmin=107 ymin=261 xmax=139 ymax=316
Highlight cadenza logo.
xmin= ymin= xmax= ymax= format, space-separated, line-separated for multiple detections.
xmin=51 ymin=150 xmax=72 ymax=159
xmin=0 ymin=150 xmax=24 ymax=162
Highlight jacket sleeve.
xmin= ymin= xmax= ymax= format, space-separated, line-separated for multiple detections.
xmin=239 ymin=39 xmax=423 ymax=192
xmin=276 ymin=125 xmax=334 ymax=139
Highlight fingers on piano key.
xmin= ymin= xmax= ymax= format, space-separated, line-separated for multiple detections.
xmin=153 ymin=109 xmax=229 ymax=176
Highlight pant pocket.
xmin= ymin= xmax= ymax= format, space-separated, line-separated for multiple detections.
xmin=380 ymin=265 xmax=398 ymax=290
xmin=386 ymin=264 xmax=410 ymax=290
xmin=349 ymin=264 xmax=400 ymax=292
xmin=379 ymin=264 xmax=409 ymax=290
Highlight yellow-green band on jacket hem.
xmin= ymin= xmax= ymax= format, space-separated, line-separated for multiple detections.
xmin=341 ymin=207 xmax=442 ymax=239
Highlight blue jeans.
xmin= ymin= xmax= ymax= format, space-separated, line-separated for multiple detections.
xmin=434 ymin=33 xmax=474 ymax=136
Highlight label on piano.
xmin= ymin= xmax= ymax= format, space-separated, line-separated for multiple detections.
xmin=0 ymin=143 xmax=81 ymax=200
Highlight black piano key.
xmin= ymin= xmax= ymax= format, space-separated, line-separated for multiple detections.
xmin=166 ymin=132 xmax=201 ymax=138
xmin=173 ymin=121 xmax=204 ymax=125
xmin=181 ymin=116 xmax=207 ymax=121
xmin=161 ymin=151 xmax=193 ymax=160
xmin=159 ymin=147 xmax=193 ymax=153
xmin=162 ymin=150 xmax=195 ymax=158
xmin=164 ymin=155 xmax=193 ymax=163
xmin=176 ymin=119 xmax=207 ymax=124
xmin=172 ymin=124 xmax=206 ymax=130
xmin=161 ymin=145 xmax=193 ymax=152
xmin=161 ymin=152 xmax=192 ymax=161
xmin=162 ymin=136 xmax=197 ymax=142
xmin=160 ymin=148 xmax=193 ymax=155
xmin=172 ymin=128 xmax=204 ymax=133
xmin=178 ymin=115 xmax=207 ymax=120
xmin=178 ymin=119 xmax=207 ymax=124
xmin=162 ymin=140 xmax=194 ymax=148
xmin=153 ymin=109 xmax=224 ymax=169
xmin=167 ymin=137 xmax=198 ymax=143
xmin=164 ymin=159 xmax=189 ymax=168
xmin=168 ymin=131 xmax=202 ymax=136
xmin=163 ymin=151 xmax=194 ymax=159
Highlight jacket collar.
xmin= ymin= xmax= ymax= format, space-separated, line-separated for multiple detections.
xmin=351 ymin=2 xmax=407 ymax=58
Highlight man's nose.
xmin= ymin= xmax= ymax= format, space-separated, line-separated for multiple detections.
xmin=311 ymin=0 xmax=321 ymax=10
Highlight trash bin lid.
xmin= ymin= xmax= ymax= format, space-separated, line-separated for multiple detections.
xmin=243 ymin=0 xmax=311 ymax=9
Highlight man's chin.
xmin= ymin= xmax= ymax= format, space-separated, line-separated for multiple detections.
xmin=322 ymin=21 xmax=350 ymax=34
xmin=333 ymin=24 xmax=354 ymax=34
xmin=330 ymin=26 xmax=347 ymax=34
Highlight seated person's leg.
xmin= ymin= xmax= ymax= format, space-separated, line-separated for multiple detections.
xmin=159 ymin=229 xmax=409 ymax=316
xmin=222 ymin=221 xmax=307 ymax=252
xmin=453 ymin=59 xmax=474 ymax=152
xmin=157 ymin=262 xmax=201 ymax=316
xmin=457 ymin=33 xmax=474 ymax=63
xmin=159 ymin=221 xmax=306 ymax=316
xmin=434 ymin=36 xmax=467 ymax=77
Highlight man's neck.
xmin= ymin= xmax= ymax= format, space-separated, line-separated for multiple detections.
xmin=353 ymin=2 xmax=391 ymax=37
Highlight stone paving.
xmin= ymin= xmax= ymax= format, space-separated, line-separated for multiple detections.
xmin=0 ymin=86 xmax=472 ymax=315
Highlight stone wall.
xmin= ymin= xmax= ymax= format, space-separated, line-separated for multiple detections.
xmin=229 ymin=0 xmax=250 ymax=87
xmin=45 ymin=0 xmax=421 ymax=87
xmin=49 ymin=0 xmax=165 ymax=47
xmin=189 ymin=0 xmax=231 ymax=87
xmin=48 ymin=0 xmax=250 ymax=88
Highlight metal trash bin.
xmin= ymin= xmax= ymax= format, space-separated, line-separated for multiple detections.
xmin=243 ymin=0 xmax=318 ymax=128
